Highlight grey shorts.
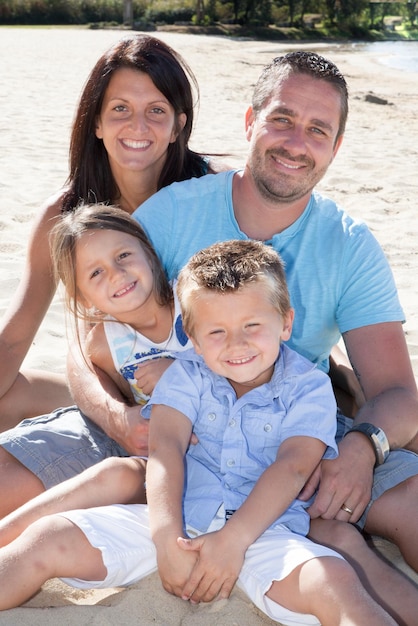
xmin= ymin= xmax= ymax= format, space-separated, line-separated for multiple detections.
xmin=336 ymin=412 xmax=418 ymax=528
xmin=0 ymin=406 xmax=129 ymax=489
xmin=1 ymin=407 xmax=417 ymax=526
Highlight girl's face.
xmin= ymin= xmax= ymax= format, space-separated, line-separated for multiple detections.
xmin=75 ymin=228 xmax=155 ymax=321
xmin=96 ymin=67 xmax=186 ymax=183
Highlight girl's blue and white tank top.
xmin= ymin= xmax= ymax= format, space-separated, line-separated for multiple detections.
xmin=103 ymin=283 xmax=191 ymax=405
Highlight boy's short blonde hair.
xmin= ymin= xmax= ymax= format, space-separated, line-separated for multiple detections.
xmin=177 ymin=239 xmax=291 ymax=337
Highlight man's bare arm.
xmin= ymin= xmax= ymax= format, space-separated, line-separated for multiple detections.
xmin=67 ymin=344 xmax=149 ymax=456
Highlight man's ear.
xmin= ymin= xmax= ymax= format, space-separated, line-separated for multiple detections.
xmin=245 ymin=106 xmax=255 ymax=142
xmin=332 ymin=134 xmax=344 ymax=159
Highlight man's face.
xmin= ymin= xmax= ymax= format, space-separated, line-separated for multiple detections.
xmin=245 ymin=73 xmax=343 ymax=205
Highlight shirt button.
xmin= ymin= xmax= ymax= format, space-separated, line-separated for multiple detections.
xmin=264 ymin=423 xmax=272 ymax=432
xmin=229 ymin=419 xmax=236 ymax=427
xmin=207 ymin=413 xmax=216 ymax=421
xmin=227 ymin=459 xmax=235 ymax=467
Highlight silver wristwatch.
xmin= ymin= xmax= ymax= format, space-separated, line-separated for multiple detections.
xmin=346 ymin=423 xmax=390 ymax=466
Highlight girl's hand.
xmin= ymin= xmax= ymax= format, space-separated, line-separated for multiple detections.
xmin=134 ymin=358 xmax=174 ymax=396
xmin=156 ymin=536 xmax=198 ymax=598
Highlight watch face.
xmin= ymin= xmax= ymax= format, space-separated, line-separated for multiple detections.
xmin=371 ymin=430 xmax=390 ymax=464
xmin=375 ymin=429 xmax=390 ymax=452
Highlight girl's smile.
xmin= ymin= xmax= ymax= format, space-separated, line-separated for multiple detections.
xmin=75 ymin=229 xmax=156 ymax=325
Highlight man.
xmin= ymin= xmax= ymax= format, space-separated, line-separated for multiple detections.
xmin=126 ymin=51 xmax=418 ymax=571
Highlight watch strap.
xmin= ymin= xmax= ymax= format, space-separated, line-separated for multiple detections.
xmin=346 ymin=422 xmax=390 ymax=466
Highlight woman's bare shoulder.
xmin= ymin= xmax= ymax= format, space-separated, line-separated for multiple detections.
xmin=28 ymin=188 xmax=68 ymax=238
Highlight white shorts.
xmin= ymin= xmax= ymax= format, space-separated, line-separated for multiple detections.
xmin=59 ymin=504 xmax=343 ymax=626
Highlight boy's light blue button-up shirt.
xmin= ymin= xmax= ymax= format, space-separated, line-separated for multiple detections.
xmin=143 ymin=344 xmax=338 ymax=536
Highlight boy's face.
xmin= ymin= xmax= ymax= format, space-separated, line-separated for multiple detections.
xmin=189 ymin=282 xmax=293 ymax=396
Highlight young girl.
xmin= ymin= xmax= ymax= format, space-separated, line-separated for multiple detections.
xmin=55 ymin=203 xmax=191 ymax=409
xmin=0 ymin=203 xmax=193 ymax=524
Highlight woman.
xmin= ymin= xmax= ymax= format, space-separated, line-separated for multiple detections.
xmin=0 ymin=34 xmax=224 ymax=428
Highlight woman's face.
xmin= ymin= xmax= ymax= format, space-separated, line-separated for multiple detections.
xmin=96 ymin=67 xmax=186 ymax=183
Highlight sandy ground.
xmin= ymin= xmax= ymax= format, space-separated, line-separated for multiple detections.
xmin=0 ymin=26 xmax=417 ymax=624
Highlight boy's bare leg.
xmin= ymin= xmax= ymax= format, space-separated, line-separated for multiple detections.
xmin=0 ymin=514 xmax=106 ymax=610
xmin=268 ymin=555 xmax=396 ymax=626
xmin=310 ymin=518 xmax=418 ymax=625
xmin=0 ymin=457 xmax=146 ymax=546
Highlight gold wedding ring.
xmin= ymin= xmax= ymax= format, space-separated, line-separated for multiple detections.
xmin=340 ymin=504 xmax=353 ymax=515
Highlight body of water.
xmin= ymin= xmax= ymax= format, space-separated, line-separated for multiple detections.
xmin=363 ymin=40 xmax=418 ymax=73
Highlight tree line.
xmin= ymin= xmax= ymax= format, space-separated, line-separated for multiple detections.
xmin=0 ymin=0 xmax=416 ymax=32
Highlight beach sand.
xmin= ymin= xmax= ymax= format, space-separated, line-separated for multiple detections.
xmin=0 ymin=26 xmax=417 ymax=624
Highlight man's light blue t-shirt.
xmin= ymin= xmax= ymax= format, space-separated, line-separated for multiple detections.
xmin=133 ymin=170 xmax=404 ymax=372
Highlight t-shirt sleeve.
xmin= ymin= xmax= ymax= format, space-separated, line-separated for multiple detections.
xmin=336 ymin=223 xmax=404 ymax=333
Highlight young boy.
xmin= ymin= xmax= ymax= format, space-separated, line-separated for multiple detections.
xmin=145 ymin=239 xmax=395 ymax=625
xmin=0 ymin=241 xmax=398 ymax=624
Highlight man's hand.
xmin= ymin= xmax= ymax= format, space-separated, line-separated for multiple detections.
xmin=301 ymin=434 xmax=375 ymax=523
xmin=177 ymin=530 xmax=245 ymax=603
xmin=110 ymin=406 xmax=150 ymax=456
xmin=297 ymin=464 xmax=321 ymax=501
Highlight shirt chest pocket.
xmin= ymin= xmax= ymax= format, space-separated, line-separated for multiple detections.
xmin=194 ymin=404 xmax=230 ymax=453
xmin=239 ymin=409 xmax=284 ymax=462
